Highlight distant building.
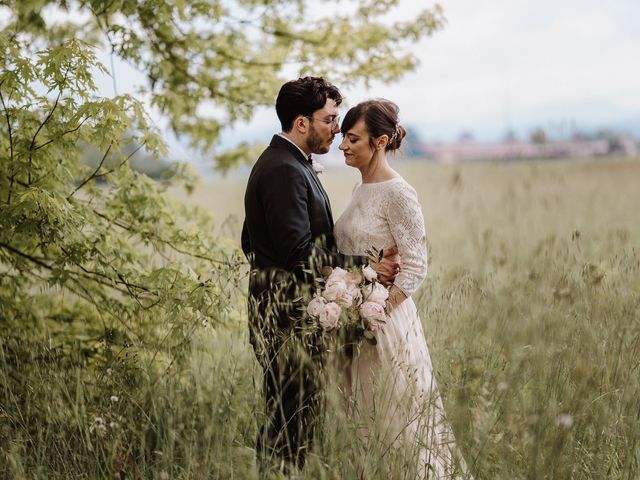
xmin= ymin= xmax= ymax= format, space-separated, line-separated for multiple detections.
xmin=417 ymin=137 xmax=636 ymax=164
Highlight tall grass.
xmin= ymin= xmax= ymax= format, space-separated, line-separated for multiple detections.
xmin=2 ymin=157 xmax=639 ymax=478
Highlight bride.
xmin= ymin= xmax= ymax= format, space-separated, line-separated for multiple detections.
xmin=332 ymin=99 xmax=470 ymax=479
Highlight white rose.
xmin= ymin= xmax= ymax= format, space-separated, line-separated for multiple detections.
xmin=359 ymin=301 xmax=387 ymax=331
xmin=319 ymin=302 xmax=341 ymax=330
xmin=307 ymin=295 xmax=327 ymax=318
xmin=365 ymin=282 xmax=389 ymax=306
xmin=312 ymin=160 xmax=325 ymax=174
xmin=362 ymin=264 xmax=378 ymax=282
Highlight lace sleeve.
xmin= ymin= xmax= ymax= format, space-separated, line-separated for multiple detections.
xmin=385 ymin=182 xmax=428 ymax=297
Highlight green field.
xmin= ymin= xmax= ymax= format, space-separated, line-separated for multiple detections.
xmin=169 ymin=157 xmax=640 ymax=478
xmin=178 ymin=157 xmax=640 ymax=267
xmin=3 ymin=157 xmax=639 ymax=479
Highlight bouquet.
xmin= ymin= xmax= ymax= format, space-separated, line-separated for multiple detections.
xmin=305 ymin=264 xmax=389 ymax=343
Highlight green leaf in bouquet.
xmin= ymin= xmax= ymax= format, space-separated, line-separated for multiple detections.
xmin=364 ymin=246 xmax=383 ymax=263
xmin=363 ymin=330 xmax=377 ymax=346
xmin=320 ymin=266 xmax=333 ymax=277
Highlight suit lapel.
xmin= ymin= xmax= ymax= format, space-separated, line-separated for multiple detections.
xmin=270 ymin=135 xmax=334 ymax=223
xmin=306 ymin=165 xmax=334 ymax=224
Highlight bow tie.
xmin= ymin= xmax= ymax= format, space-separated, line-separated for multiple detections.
xmin=307 ymin=154 xmax=313 ymax=164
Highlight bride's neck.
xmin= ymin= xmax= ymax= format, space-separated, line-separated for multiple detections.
xmin=360 ymin=155 xmax=397 ymax=183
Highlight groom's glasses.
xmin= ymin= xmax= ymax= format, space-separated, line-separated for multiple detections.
xmin=306 ymin=115 xmax=340 ymax=129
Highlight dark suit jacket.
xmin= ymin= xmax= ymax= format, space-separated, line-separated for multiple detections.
xmin=242 ymin=135 xmax=365 ymax=332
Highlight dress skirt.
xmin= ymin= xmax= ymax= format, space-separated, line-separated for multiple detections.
xmin=330 ymin=298 xmax=466 ymax=479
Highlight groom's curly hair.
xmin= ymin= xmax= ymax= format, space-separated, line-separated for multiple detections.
xmin=276 ymin=76 xmax=342 ymax=132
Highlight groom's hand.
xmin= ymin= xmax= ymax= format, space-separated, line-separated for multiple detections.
xmin=370 ymin=246 xmax=400 ymax=287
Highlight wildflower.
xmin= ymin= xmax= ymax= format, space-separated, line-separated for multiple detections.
xmin=91 ymin=416 xmax=107 ymax=435
xmin=556 ymin=413 xmax=574 ymax=429
xmin=110 ymin=395 xmax=119 ymax=403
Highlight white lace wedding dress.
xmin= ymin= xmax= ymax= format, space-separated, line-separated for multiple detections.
xmin=333 ymin=176 xmax=468 ymax=479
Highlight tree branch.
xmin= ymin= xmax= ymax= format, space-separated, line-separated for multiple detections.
xmin=168 ymin=19 xmax=286 ymax=68
xmin=27 ymin=63 xmax=73 ymax=184
xmin=4 ymin=175 xmax=29 ymax=189
xmin=0 ymin=241 xmax=50 ymax=270
xmin=0 ymin=241 xmax=154 ymax=300
xmin=89 ymin=207 xmax=240 ymax=267
xmin=68 ymin=143 xmax=112 ymax=200
xmin=32 ymin=116 xmax=89 ymax=151
xmin=28 ymin=92 xmax=61 ymax=185
xmin=0 ymin=89 xmax=15 ymax=204
xmin=94 ymin=141 xmax=144 ymax=179
xmin=59 ymin=245 xmax=153 ymax=295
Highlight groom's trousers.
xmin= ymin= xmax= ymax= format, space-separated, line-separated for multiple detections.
xmin=248 ymin=271 xmax=324 ymax=473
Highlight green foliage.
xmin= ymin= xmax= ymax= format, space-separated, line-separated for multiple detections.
xmin=1 ymin=0 xmax=443 ymax=164
xmin=0 ymin=1 xmax=445 ymax=477
xmin=0 ymin=29 xmax=244 ymax=477
xmin=0 ymin=32 xmax=242 ymax=372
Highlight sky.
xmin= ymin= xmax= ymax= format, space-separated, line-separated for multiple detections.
xmin=390 ymin=0 xmax=640 ymax=143
xmin=5 ymin=1 xmax=639 ymax=167
xmin=192 ymin=0 xmax=640 ymax=166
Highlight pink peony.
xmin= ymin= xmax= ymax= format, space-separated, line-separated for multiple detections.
xmin=319 ymin=302 xmax=341 ymax=330
xmin=326 ymin=267 xmax=349 ymax=283
xmin=335 ymin=289 xmax=355 ymax=308
xmin=364 ymin=282 xmax=389 ymax=306
xmin=360 ymin=301 xmax=387 ymax=332
xmin=307 ymin=295 xmax=327 ymax=318
xmin=322 ymin=279 xmax=348 ymax=303
xmin=360 ymin=301 xmax=387 ymax=323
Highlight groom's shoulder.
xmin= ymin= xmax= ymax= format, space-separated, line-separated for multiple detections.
xmin=252 ymin=145 xmax=303 ymax=176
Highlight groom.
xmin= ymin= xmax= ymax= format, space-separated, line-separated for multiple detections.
xmin=241 ymin=76 xmax=399 ymax=474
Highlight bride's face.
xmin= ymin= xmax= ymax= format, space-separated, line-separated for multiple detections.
xmin=339 ymin=118 xmax=375 ymax=168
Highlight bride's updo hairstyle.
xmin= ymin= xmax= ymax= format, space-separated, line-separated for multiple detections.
xmin=340 ymin=99 xmax=407 ymax=151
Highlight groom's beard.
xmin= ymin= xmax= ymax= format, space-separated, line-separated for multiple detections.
xmin=307 ymin=124 xmax=333 ymax=155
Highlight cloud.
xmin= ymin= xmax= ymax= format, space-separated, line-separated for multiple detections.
xmin=333 ymin=0 xmax=640 ymax=142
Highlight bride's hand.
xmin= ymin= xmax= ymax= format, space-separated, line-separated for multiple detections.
xmin=386 ymin=285 xmax=408 ymax=311
xmin=370 ymin=246 xmax=400 ymax=287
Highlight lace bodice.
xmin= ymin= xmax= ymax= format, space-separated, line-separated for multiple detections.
xmin=334 ymin=176 xmax=427 ymax=297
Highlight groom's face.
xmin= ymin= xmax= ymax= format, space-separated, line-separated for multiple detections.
xmin=306 ymin=98 xmax=340 ymax=155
